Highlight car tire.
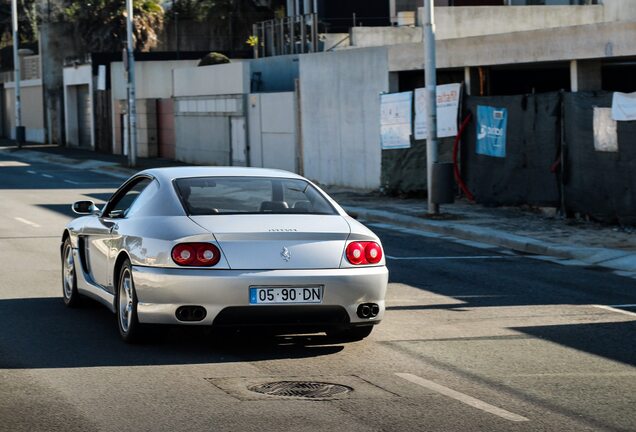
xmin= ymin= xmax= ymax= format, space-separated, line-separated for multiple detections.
xmin=116 ymin=259 xmax=144 ymax=343
xmin=327 ymin=325 xmax=374 ymax=342
xmin=62 ymin=238 xmax=82 ymax=307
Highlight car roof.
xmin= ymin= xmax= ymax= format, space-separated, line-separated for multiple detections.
xmin=139 ymin=166 xmax=306 ymax=183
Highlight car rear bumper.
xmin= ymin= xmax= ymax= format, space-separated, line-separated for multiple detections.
xmin=132 ymin=265 xmax=388 ymax=328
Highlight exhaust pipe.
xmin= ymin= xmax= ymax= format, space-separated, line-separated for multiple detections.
xmin=357 ymin=303 xmax=379 ymax=319
xmin=176 ymin=306 xmax=207 ymax=322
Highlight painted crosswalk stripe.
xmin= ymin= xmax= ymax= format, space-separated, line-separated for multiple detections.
xmin=396 ymin=373 xmax=529 ymax=422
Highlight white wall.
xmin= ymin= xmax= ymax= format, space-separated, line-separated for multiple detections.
xmin=299 ymin=47 xmax=389 ymax=190
xmin=110 ymin=60 xmax=197 ymax=100
xmin=173 ymin=62 xmax=249 ymax=97
xmin=110 ymin=59 xmax=197 ymax=153
xmin=63 ymin=64 xmax=93 ymax=148
xmin=248 ymin=92 xmax=297 ymax=172
xmin=3 ymin=80 xmax=45 ymax=143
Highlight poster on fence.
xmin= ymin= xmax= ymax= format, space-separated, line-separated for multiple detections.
xmin=414 ymin=83 xmax=461 ymax=140
xmin=476 ymin=105 xmax=507 ymax=158
xmin=380 ymin=92 xmax=413 ymax=150
xmin=611 ymin=91 xmax=636 ymax=121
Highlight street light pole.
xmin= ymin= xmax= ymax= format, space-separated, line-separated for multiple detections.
xmin=12 ymin=0 xmax=23 ymax=148
xmin=126 ymin=0 xmax=138 ymax=167
xmin=423 ymin=0 xmax=439 ymax=215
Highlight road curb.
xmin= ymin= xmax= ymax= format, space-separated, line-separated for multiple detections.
xmin=345 ymin=205 xmax=636 ymax=274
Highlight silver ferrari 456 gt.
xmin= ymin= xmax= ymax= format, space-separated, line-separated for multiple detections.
xmin=61 ymin=167 xmax=388 ymax=342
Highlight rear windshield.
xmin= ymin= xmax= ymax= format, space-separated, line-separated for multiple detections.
xmin=174 ymin=177 xmax=338 ymax=216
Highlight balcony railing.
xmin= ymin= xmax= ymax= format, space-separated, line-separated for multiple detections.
xmin=252 ymin=14 xmax=319 ymax=58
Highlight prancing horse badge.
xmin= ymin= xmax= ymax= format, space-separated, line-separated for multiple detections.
xmin=281 ymin=247 xmax=291 ymax=262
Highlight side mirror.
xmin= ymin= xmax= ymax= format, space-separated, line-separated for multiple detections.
xmin=72 ymin=200 xmax=100 ymax=215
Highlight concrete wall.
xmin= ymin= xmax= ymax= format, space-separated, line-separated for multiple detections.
xmin=351 ymin=27 xmax=422 ymax=48
xmin=248 ymin=92 xmax=297 ymax=172
xmin=63 ymin=65 xmax=94 ymax=148
xmin=173 ymin=62 xmax=250 ymax=97
xmin=299 ymin=47 xmax=389 ymax=190
xmin=351 ymin=3 xmax=636 ymax=48
xmin=173 ymin=63 xmax=250 ymax=166
xmin=40 ymin=21 xmax=83 ymax=145
xmin=110 ymin=60 xmax=198 ymax=101
xmin=388 ymin=21 xmax=636 ymax=71
xmin=110 ymin=60 xmax=197 ymax=154
xmin=434 ymin=5 xmax=604 ymax=40
xmin=249 ymin=55 xmax=299 ymax=93
xmin=3 ymin=80 xmax=45 ymax=143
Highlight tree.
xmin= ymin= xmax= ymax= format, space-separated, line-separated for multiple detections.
xmin=168 ymin=0 xmax=273 ymax=51
xmin=63 ymin=0 xmax=164 ymax=53
xmin=0 ymin=0 xmax=40 ymax=48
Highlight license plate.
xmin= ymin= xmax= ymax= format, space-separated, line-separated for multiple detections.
xmin=249 ymin=286 xmax=323 ymax=304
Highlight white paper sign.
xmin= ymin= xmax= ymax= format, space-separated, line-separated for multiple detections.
xmin=611 ymin=91 xmax=636 ymax=121
xmin=594 ymin=107 xmax=618 ymax=152
xmin=414 ymin=83 xmax=462 ymax=140
xmin=380 ymin=92 xmax=413 ymax=150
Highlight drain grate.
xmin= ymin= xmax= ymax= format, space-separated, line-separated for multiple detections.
xmin=248 ymin=381 xmax=352 ymax=399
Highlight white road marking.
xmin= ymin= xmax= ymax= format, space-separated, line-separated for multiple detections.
xmin=396 ymin=373 xmax=529 ymax=422
xmin=593 ymin=305 xmax=636 ymax=318
xmin=41 ymin=173 xmax=53 ymax=178
xmin=27 ymin=170 xmax=37 ymax=174
xmin=386 ymin=255 xmax=518 ymax=260
xmin=14 ymin=217 xmax=41 ymax=228
xmin=64 ymin=179 xmax=80 ymax=185
xmin=0 ymin=161 xmax=29 ymax=167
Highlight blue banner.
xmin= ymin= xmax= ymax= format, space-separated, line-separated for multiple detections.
xmin=476 ymin=105 xmax=507 ymax=158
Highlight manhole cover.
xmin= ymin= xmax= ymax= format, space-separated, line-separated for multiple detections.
xmin=248 ymin=381 xmax=352 ymax=399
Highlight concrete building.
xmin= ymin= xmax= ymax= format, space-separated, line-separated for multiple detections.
xmin=1 ymin=55 xmax=46 ymax=143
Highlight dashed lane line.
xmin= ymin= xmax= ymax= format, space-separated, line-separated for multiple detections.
xmin=14 ymin=217 xmax=41 ymax=228
xmin=395 ymin=373 xmax=529 ymax=423
xmin=41 ymin=173 xmax=53 ymax=178
xmin=593 ymin=305 xmax=636 ymax=318
xmin=386 ymin=255 xmax=521 ymax=260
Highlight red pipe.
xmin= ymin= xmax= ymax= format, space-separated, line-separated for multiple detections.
xmin=452 ymin=113 xmax=475 ymax=202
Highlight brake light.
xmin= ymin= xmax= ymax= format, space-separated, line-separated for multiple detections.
xmin=172 ymin=243 xmax=221 ymax=267
xmin=346 ymin=241 xmax=383 ymax=265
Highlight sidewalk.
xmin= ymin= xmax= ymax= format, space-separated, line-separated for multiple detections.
xmin=3 ymin=143 xmax=636 ymax=275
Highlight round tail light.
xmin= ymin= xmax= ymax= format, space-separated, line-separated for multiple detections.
xmin=346 ymin=241 xmax=383 ymax=265
xmin=172 ymin=243 xmax=221 ymax=267
xmin=365 ymin=242 xmax=383 ymax=264
xmin=346 ymin=242 xmax=366 ymax=265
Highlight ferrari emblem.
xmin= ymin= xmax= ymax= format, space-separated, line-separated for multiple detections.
xmin=281 ymin=247 xmax=291 ymax=262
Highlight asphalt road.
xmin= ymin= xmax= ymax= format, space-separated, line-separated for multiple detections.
xmin=0 ymin=152 xmax=635 ymax=432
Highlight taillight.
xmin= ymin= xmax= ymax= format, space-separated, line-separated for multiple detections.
xmin=346 ymin=241 xmax=383 ymax=265
xmin=172 ymin=243 xmax=221 ymax=267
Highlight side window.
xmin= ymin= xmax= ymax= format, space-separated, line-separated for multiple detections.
xmin=125 ymin=179 xmax=159 ymax=217
xmin=106 ymin=178 xmax=152 ymax=218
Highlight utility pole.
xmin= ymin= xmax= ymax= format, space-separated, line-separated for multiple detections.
xmin=423 ymin=0 xmax=439 ymax=214
xmin=12 ymin=0 xmax=24 ymax=147
xmin=126 ymin=0 xmax=137 ymax=167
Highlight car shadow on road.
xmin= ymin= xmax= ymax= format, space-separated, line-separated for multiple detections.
xmin=511 ymin=320 xmax=636 ymax=367
xmin=0 ymin=297 xmax=345 ymax=369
